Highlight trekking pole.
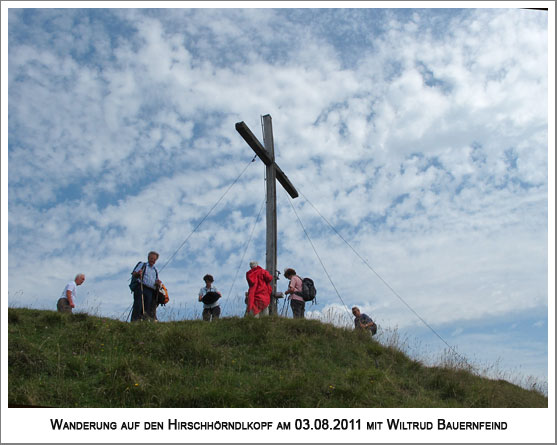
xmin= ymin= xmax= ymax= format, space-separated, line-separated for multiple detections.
xmin=140 ymin=278 xmax=145 ymax=320
xmin=281 ymin=297 xmax=288 ymax=317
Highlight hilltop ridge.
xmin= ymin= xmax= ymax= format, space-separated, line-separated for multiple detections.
xmin=8 ymin=308 xmax=548 ymax=408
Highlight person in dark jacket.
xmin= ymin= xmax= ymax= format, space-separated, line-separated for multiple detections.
xmin=352 ymin=306 xmax=377 ymax=336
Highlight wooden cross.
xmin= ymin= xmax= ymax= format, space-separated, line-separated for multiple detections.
xmin=236 ymin=115 xmax=299 ymax=315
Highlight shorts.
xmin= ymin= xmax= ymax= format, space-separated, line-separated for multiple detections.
xmin=202 ymin=306 xmax=221 ymax=321
xmin=57 ymin=297 xmax=72 ymax=313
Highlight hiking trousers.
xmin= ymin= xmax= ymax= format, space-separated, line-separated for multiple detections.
xmin=290 ymin=299 xmax=305 ymax=318
xmin=203 ymin=306 xmax=221 ymax=321
xmin=132 ymin=287 xmax=156 ymax=321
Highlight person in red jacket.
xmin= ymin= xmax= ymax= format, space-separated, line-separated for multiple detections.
xmin=245 ymin=261 xmax=273 ymax=317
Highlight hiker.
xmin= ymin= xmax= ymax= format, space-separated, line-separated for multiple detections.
xmin=198 ymin=274 xmax=222 ymax=321
xmin=245 ymin=261 xmax=272 ymax=317
xmin=352 ymin=306 xmax=377 ymax=336
xmin=130 ymin=251 xmax=161 ymax=322
xmin=57 ymin=273 xmax=85 ymax=313
xmin=284 ymin=268 xmax=305 ymax=318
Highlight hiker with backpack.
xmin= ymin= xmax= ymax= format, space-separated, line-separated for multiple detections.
xmin=57 ymin=273 xmax=85 ymax=313
xmin=198 ymin=274 xmax=222 ymax=321
xmin=284 ymin=268 xmax=305 ymax=318
xmin=352 ymin=306 xmax=377 ymax=336
xmin=245 ymin=261 xmax=273 ymax=317
xmin=130 ymin=251 xmax=161 ymax=322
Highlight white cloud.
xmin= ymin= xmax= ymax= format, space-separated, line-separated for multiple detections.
xmin=5 ymin=7 xmax=550 ymax=386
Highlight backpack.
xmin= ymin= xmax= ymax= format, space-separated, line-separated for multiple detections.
xmin=201 ymin=290 xmax=221 ymax=305
xmin=296 ymin=277 xmax=317 ymax=302
xmin=129 ymin=262 xmax=145 ymax=292
xmin=129 ymin=261 xmax=159 ymax=292
xmin=156 ymin=283 xmax=169 ymax=306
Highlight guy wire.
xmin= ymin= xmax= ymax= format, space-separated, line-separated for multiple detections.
xmin=221 ymin=197 xmax=266 ymax=314
xmin=297 ymin=190 xmax=470 ymax=364
xmin=159 ymin=155 xmax=257 ymax=272
xmin=285 ymin=192 xmax=353 ymax=319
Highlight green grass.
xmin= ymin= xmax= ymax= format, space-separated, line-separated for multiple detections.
xmin=8 ymin=307 xmax=547 ymax=408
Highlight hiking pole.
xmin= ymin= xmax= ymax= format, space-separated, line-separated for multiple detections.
xmin=140 ymin=277 xmax=145 ymax=320
xmin=281 ymin=297 xmax=289 ymax=317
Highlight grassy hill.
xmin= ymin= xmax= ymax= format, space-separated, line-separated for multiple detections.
xmin=8 ymin=307 xmax=547 ymax=408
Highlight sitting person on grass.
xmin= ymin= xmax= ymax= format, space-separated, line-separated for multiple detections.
xmin=352 ymin=306 xmax=377 ymax=336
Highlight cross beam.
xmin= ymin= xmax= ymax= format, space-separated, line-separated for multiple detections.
xmin=235 ymin=121 xmax=299 ymax=199
xmin=236 ymin=115 xmax=298 ymax=315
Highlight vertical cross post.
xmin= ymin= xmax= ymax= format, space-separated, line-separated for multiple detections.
xmin=235 ymin=115 xmax=299 ymax=316
xmin=262 ymin=115 xmax=278 ymax=314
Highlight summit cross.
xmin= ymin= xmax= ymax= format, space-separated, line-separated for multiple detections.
xmin=235 ymin=115 xmax=299 ymax=315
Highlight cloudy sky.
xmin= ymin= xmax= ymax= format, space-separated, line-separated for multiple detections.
xmin=4 ymin=5 xmax=552 ymax=388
